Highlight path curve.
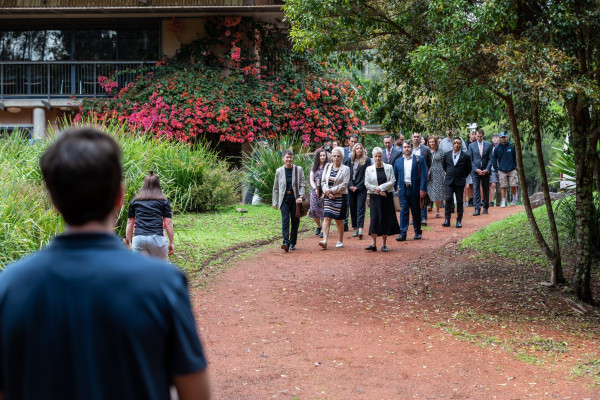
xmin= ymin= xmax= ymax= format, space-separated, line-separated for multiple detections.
xmin=192 ymin=206 xmax=596 ymax=399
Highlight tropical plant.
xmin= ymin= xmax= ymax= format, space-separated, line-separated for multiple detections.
xmin=242 ymin=136 xmax=313 ymax=205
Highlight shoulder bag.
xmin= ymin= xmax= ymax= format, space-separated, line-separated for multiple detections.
xmin=295 ymin=166 xmax=310 ymax=218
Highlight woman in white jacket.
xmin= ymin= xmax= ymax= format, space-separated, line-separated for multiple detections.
xmin=319 ymin=146 xmax=350 ymax=249
xmin=364 ymin=147 xmax=400 ymax=252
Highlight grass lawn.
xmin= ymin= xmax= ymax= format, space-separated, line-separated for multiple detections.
xmin=172 ymin=204 xmax=312 ymax=282
xmin=460 ymin=206 xmax=553 ymax=266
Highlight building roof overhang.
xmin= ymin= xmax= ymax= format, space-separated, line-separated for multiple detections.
xmin=0 ymin=4 xmax=283 ymax=18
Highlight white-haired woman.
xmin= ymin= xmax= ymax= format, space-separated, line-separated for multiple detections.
xmin=364 ymin=147 xmax=400 ymax=252
xmin=319 ymin=146 xmax=350 ymax=249
xmin=344 ymin=142 xmax=371 ymax=239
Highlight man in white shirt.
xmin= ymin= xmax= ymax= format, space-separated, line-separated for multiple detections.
xmin=393 ymin=140 xmax=428 ymax=241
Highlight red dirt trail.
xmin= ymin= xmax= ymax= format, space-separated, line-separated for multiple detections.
xmin=191 ymin=206 xmax=598 ymax=399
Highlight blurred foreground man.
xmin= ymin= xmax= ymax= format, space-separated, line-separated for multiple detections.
xmin=0 ymin=127 xmax=210 ymax=400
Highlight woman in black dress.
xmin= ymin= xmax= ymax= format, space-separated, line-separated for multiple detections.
xmin=364 ymin=147 xmax=400 ymax=252
xmin=344 ymin=143 xmax=371 ymax=239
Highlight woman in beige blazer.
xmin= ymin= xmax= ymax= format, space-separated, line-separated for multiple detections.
xmin=364 ymin=147 xmax=400 ymax=252
xmin=272 ymin=149 xmax=306 ymax=252
xmin=319 ymin=146 xmax=350 ymax=249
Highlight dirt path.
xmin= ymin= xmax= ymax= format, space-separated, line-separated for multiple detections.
xmin=192 ymin=206 xmax=599 ymax=399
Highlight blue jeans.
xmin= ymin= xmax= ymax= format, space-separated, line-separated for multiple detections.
xmin=132 ymin=235 xmax=168 ymax=261
xmin=399 ymin=186 xmax=422 ymax=236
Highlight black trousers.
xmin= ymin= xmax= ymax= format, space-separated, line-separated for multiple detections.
xmin=445 ymin=183 xmax=465 ymax=221
xmin=348 ymin=188 xmax=367 ymax=229
xmin=280 ymin=194 xmax=299 ymax=246
xmin=472 ymin=172 xmax=490 ymax=210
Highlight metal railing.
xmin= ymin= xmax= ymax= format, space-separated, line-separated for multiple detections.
xmin=0 ymin=61 xmax=156 ymax=101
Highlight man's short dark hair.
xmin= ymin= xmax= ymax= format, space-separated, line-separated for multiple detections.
xmin=40 ymin=127 xmax=122 ymax=226
xmin=282 ymin=149 xmax=294 ymax=157
xmin=323 ymin=137 xmax=332 ymax=143
xmin=383 ymin=135 xmax=392 ymax=141
xmin=349 ymin=134 xmax=359 ymax=140
xmin=403 ymin=140 xmax=413 ymax=148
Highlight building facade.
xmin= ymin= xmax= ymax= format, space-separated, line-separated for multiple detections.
xmin=0 ymin=0 xmax=283 ymax=137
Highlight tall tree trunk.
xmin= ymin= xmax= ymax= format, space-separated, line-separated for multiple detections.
xmin=503 ymin=95 xmax=559 ymax=277
xmin=531 ymin=98 xmax=565 ymax=285
xmin=565 ymin=97 xmax=596 ymax=304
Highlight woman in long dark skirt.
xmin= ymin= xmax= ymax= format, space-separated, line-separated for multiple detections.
xmin=364 ymin=147 xmax=400 ymax=252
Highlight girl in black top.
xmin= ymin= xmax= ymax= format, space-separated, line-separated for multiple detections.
xmin=126 ymin=171 xmax=174 ymax=260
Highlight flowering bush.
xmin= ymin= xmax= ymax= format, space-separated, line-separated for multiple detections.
xmin=78 ymin=17 xmax=364 ymax=146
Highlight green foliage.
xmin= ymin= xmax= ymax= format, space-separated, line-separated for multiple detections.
xmin=0 ymin=119 xmax=239 ymax=267
xmin=242 ymin=136 xmax=313 ymax=205
xmin=554 ymin=195 xmax=600 ymax=256
xmin=461 ymin=197 xmax=600 ymax=264
xmin=0 ymin=133 xmax=63 ymax=267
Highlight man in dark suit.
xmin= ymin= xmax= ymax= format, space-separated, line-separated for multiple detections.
xmin=468 ymin=129 xmax=493 ymax=215
xmin=412 ymin=132 xmax=432 ymax=225
xmin=393 ymin=140 xmax=428 ymax=241
xmin=382 ymin=134 xmax=402 ymax=165
xmin=442 ymin=138 xmax=472 ymax=228
xmin=343 ymin=134 xmax=359 ymax=163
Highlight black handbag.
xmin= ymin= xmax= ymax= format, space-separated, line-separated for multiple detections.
xmin=294 ymin=166 xmax=310 ymax=218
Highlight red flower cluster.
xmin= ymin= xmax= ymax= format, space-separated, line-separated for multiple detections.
xmin=78 ymin=17 xmax=365 ymax=145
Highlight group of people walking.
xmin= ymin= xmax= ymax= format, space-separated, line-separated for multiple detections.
xmin=273 ymin=128 xmax=519 ymax=252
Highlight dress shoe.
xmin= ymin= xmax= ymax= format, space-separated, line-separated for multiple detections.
xmin=483 ymin=209 xmax=489 ymax=214
xmin=318 ymin=241 xmax=327 ymax=249
xmin=473 ymin=210 xmax=480 ymax=216
xmin=358 ymin=230 xmax=363 ymax=239
xmin=456 ymin=220 xmax=462 ymax=228
xmin=421 ymin=220 xmax=427 ymax=226
xmin=289 ymin=244 xmax=296 ymax=250
xmin=352 ymin=230 xmax=359 ymax=237
xmin=315 ymin=227 xmax=321 ymax=236
xmin=442 ymin=219 xmax=451 ymax=227
xmin=414 ymin=233 xmax=422 ymax=240
xmin=381 ymin=245 xmax=389 ymax=252
xmin=395 ymin=234 xmax=407 ymax=242
xmin=281 ymin=244 xmax=289 ymax=252
xmin=489 ymin=201 xmax=494 ymax=207
xmin=344 ymin=224 xmax=349 ymax=232
xmin=365 ymin=244 xmax=377 ymax=251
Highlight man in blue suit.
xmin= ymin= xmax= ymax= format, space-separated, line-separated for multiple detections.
xmin=468 ymin=129 xmax=493 ymax=215
xmin=393 ymin=140 xmax=428 ymax=241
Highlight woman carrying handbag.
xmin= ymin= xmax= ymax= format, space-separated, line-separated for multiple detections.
xmin=272 ymin=150 xmax=306 ymax=252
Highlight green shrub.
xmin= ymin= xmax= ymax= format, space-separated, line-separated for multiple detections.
xmin=0 ymin=119 xmax=239 ymax=267
xmin=242 ymin=136 xmax=313 ymax=205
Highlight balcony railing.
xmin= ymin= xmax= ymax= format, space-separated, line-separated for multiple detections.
xmin=0 ymin=61 xmax=156 ymax=101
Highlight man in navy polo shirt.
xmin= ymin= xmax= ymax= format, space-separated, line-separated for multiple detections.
xmin=0 ymin=127 xmax=210 ymax=400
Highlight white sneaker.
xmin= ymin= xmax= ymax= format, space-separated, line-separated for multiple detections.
xmin=510 ymin=198 xmax=518 ymax=206
xmin=500 ymin=199 xmax=507 ymax=208
xmin=336 ymin=241 xmax=344 ymax=248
